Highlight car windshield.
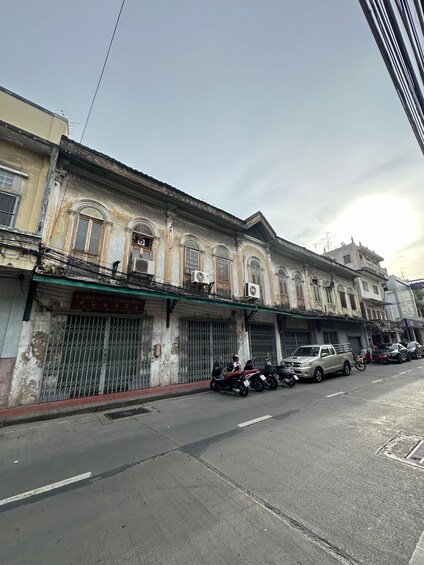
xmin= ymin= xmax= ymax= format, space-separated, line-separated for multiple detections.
xmin=388 ymin=344 xmax=398 ymax=351
xmin=291 ymin=346 xmax=320 ymax=357
xmin=376 ymin=344 xmax=391 ymax=350
xmin=407 ymin=342 xmax=417 ymax=348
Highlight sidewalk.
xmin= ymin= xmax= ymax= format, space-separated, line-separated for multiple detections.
xmin=0 ymin=380 xmax=210 ymax=427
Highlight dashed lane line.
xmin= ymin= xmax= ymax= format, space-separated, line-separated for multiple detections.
xmin=326 ymin=392 xmax=345 ymax=398
xmin=0 ymin=472 xmax=92 ymax=507
xmin=238 ymin=415 xmax=272 ymax=428
xmin=372 ymin=379 xmax=383 ymax=383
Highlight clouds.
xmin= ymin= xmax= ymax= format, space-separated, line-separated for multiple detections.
xmin=1 ymin=1 xmax=423 ymax=279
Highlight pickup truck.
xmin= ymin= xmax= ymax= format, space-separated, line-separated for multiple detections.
xmin=282 ymin=343 xmax=354 ymax=383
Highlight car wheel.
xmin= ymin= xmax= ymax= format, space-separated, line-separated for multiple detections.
xmin=398 ymin=354 xmax=403 ymax=364
xmin=314 ymin=367 xmax=324 ymax=383
xmin=342 ymin=362 xmax=351 ymax=376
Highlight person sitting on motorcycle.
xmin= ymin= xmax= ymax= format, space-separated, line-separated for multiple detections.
xmin=232 ymin=354 xmax=242 ymax=372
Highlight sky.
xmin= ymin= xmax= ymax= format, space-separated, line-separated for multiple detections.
xmin=1 ymin=0 xmax=423 ymax=280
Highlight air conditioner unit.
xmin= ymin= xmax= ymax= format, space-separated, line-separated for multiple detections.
xmin=191 ymin=270 xmax=210 ymax=284
xmin=131 ymin=258 xmax=155 ymax=275
xmin=245 ymin=282 xmax=260 ymax=299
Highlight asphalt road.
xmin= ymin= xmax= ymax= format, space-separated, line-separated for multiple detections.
xmin=0 ymin=361 xmax=423 ymax=565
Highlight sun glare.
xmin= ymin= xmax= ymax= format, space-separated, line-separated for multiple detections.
xmin=327 ymin=195 xmax=417 ymax=258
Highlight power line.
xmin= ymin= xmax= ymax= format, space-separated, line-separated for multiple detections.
xmin=80 ymin=0 xmax=126 ymax=143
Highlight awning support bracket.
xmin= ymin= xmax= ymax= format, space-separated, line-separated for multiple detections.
xmin=166 ymin=298 xmax=178 ymax=328
xmin=244 ymin=309 xmax=258 ymax=330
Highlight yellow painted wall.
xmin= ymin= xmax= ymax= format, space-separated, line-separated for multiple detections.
xmin=0 ymin=140 xmax=50 ymax=232
xmin=0 ymin=89 xmax=68 ymax=143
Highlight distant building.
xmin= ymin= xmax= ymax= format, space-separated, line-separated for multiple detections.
xmin=385 ymin=276 xmax=424 ymax=343
xmin=322 ymin=239 xmax=401 ymax=345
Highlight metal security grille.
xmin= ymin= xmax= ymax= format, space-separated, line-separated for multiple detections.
xmin=179 ymin=320 xmax=237 ymax=383
xmin=249 ymin=324 xmax=277 ymax=366
xmin=323 ymin=331 xmax=338 ymax=345
xmin=39 ymin=313 xmax=152 ymax=403
xmin=283 ymin=331 xmax=310 ymax=357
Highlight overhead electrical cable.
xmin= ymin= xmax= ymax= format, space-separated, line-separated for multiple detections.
xmin=358 ymin=0 xmax=424 ymax=154
xmin=80 ymin=0 xmax=126 ymax=143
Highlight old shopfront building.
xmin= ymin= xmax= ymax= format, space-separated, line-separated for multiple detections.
xmin=8 ymin=137 xmax=366 ymax=407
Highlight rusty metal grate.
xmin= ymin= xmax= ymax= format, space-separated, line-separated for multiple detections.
xmin=104 ymin=406 xmax=150 ymax=420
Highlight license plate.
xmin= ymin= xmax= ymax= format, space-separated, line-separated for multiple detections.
xmin=294 ymin=375 xmax=299 ymax=380
xmin=260 ymin=375 xmax=266 ymax=381
xmin=243 ymin=380 xmax=250 ymax=387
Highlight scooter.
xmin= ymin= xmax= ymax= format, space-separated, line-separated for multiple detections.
xmin=260 ymin=360 xmax=279 ymax=390
xmin=210 ymin=361 xmax=250 ymax=397
xmin=275 ymin=362 xmax=298 ymax=387
xmin=243 ymin=359 xmax=266 ymax=392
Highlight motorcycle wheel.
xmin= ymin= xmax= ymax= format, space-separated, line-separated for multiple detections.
xmin=286 ymin=376 xmax=296 ymax=387
xmin=354 ymin=361 xmax=366 ymax=371
xmin=210 ymin=380 xmax=219 ymax=391
xmin=239 ymin=385 xmax=249 ymax=397
xmin=252 ymin=380 xmax=265 ymax=392
xmin=270 ymin=377 xmax=278 ymax=390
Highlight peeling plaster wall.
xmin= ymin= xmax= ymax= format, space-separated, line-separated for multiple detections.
xmin=9 ymin=303 xmax=48 ymax=407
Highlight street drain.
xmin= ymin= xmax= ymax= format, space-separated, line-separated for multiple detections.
xmin=407 ymin=440 xmax=424 ymax=465
xmin=378 ymin=432 xmax=424 ymax=470
xmin=104 ymin=406 xmax=150 ymax=420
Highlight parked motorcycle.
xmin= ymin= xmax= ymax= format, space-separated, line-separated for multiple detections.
xmin=243 ymin=359 xmax=266 ymax=392
xmin=210 ymin=361 xmax=250 ymax=397
xmin=275 ymin=362 xmax=298 ymax=387
xmin=260 ymin=360 xmax=280 ymax=390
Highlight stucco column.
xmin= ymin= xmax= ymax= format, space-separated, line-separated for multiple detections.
xmin=265 ymin=246 xmax=275 ymax=304
xmin=164 ymin=210 xmax=176 ymax=284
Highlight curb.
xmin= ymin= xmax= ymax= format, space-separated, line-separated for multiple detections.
xmin=0 ymin=382 xmax=210 ymax=428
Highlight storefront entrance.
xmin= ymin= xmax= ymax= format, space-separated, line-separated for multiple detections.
xmin=39 ymin=313 xmax=153 ymax=402
xmin=179 ymin=320 xmax=237 ymax=383
xmin=249 ymin=323 xmax=278 ymax=365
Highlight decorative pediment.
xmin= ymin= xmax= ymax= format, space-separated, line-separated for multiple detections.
xmin=244 ymin=211 xmax=277 ymax=243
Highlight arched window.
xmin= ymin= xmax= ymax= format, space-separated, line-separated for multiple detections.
xmin=249 ymin=259 xmax=262 ymax=286
xmin=347 ymin=287 xmax=357 ymax=310
xmin=311 ymin=277 xmax=321 ymax=303
xmin=338 ymin=284 xmax=347 ymax=308
xmin=324 ymin=280 xmax=334 ymax=304
xmin=294 ymin=272 xmax=305 ymax=310
xmin=73 ymin=206 xmax=104 ymax=258
xmin=131 ymin=222 xmax=154 ymax=260
xmin=277 ymin=267 xmax=289 ymax=307
xmin=183 ymin=236 xmax=202 ymax=287
xmin=214 ymin=246 xmax=231 ymax=298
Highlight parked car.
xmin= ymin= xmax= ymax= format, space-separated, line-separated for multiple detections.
xmin=373 ymin=343 xmax=411 ymax=364
xmin=282 ymin=343 xmax=353 ymax=383
xmin=406 ymin=341 xmax=423 ymax=359
xmin=371 ymin=344 xmax=392 ymax=363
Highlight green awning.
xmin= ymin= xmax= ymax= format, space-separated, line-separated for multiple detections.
xmin=32 ymin=273 xmax=325 ymax=320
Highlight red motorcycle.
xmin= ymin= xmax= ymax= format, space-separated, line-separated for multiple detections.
xmin=210 ymin=361 xmax=250 ymax=397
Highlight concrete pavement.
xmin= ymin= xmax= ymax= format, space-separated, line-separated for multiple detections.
xmin=0 ymin=380 xmax=210 ymax=427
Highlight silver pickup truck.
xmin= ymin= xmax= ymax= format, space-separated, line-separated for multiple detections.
xmin=283 ymin=343 xmax=354 ymax=383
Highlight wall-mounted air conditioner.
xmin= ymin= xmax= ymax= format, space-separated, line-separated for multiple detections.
xmin=131 ymin=258 xmax=155 ymax=275
xmin=191 ymin=270 xmax=210 ymax=284
xmin=245 ymin=282 xmax=260 ymax=299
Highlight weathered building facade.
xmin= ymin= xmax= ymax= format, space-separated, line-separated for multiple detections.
xmin=5 ymin=135 xmax=367 ymax=407
xmin=0 ymin=87 xmax=68 ymax=405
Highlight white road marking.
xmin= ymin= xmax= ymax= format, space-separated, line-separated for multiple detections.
xmin=238 ymin=415 xmax=272 ymax=428
xmin=399 ymin=371 xmax=407 ymax=374
xmin=326 ymin=392 xmax=345 ymax=398
xmin=409 ymin=529 xmax=424 ymax=564
xmin=0 ymin=472 xmax=92 ymax=507
xmin=372 ymin=379 xmax=383 ymax=383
